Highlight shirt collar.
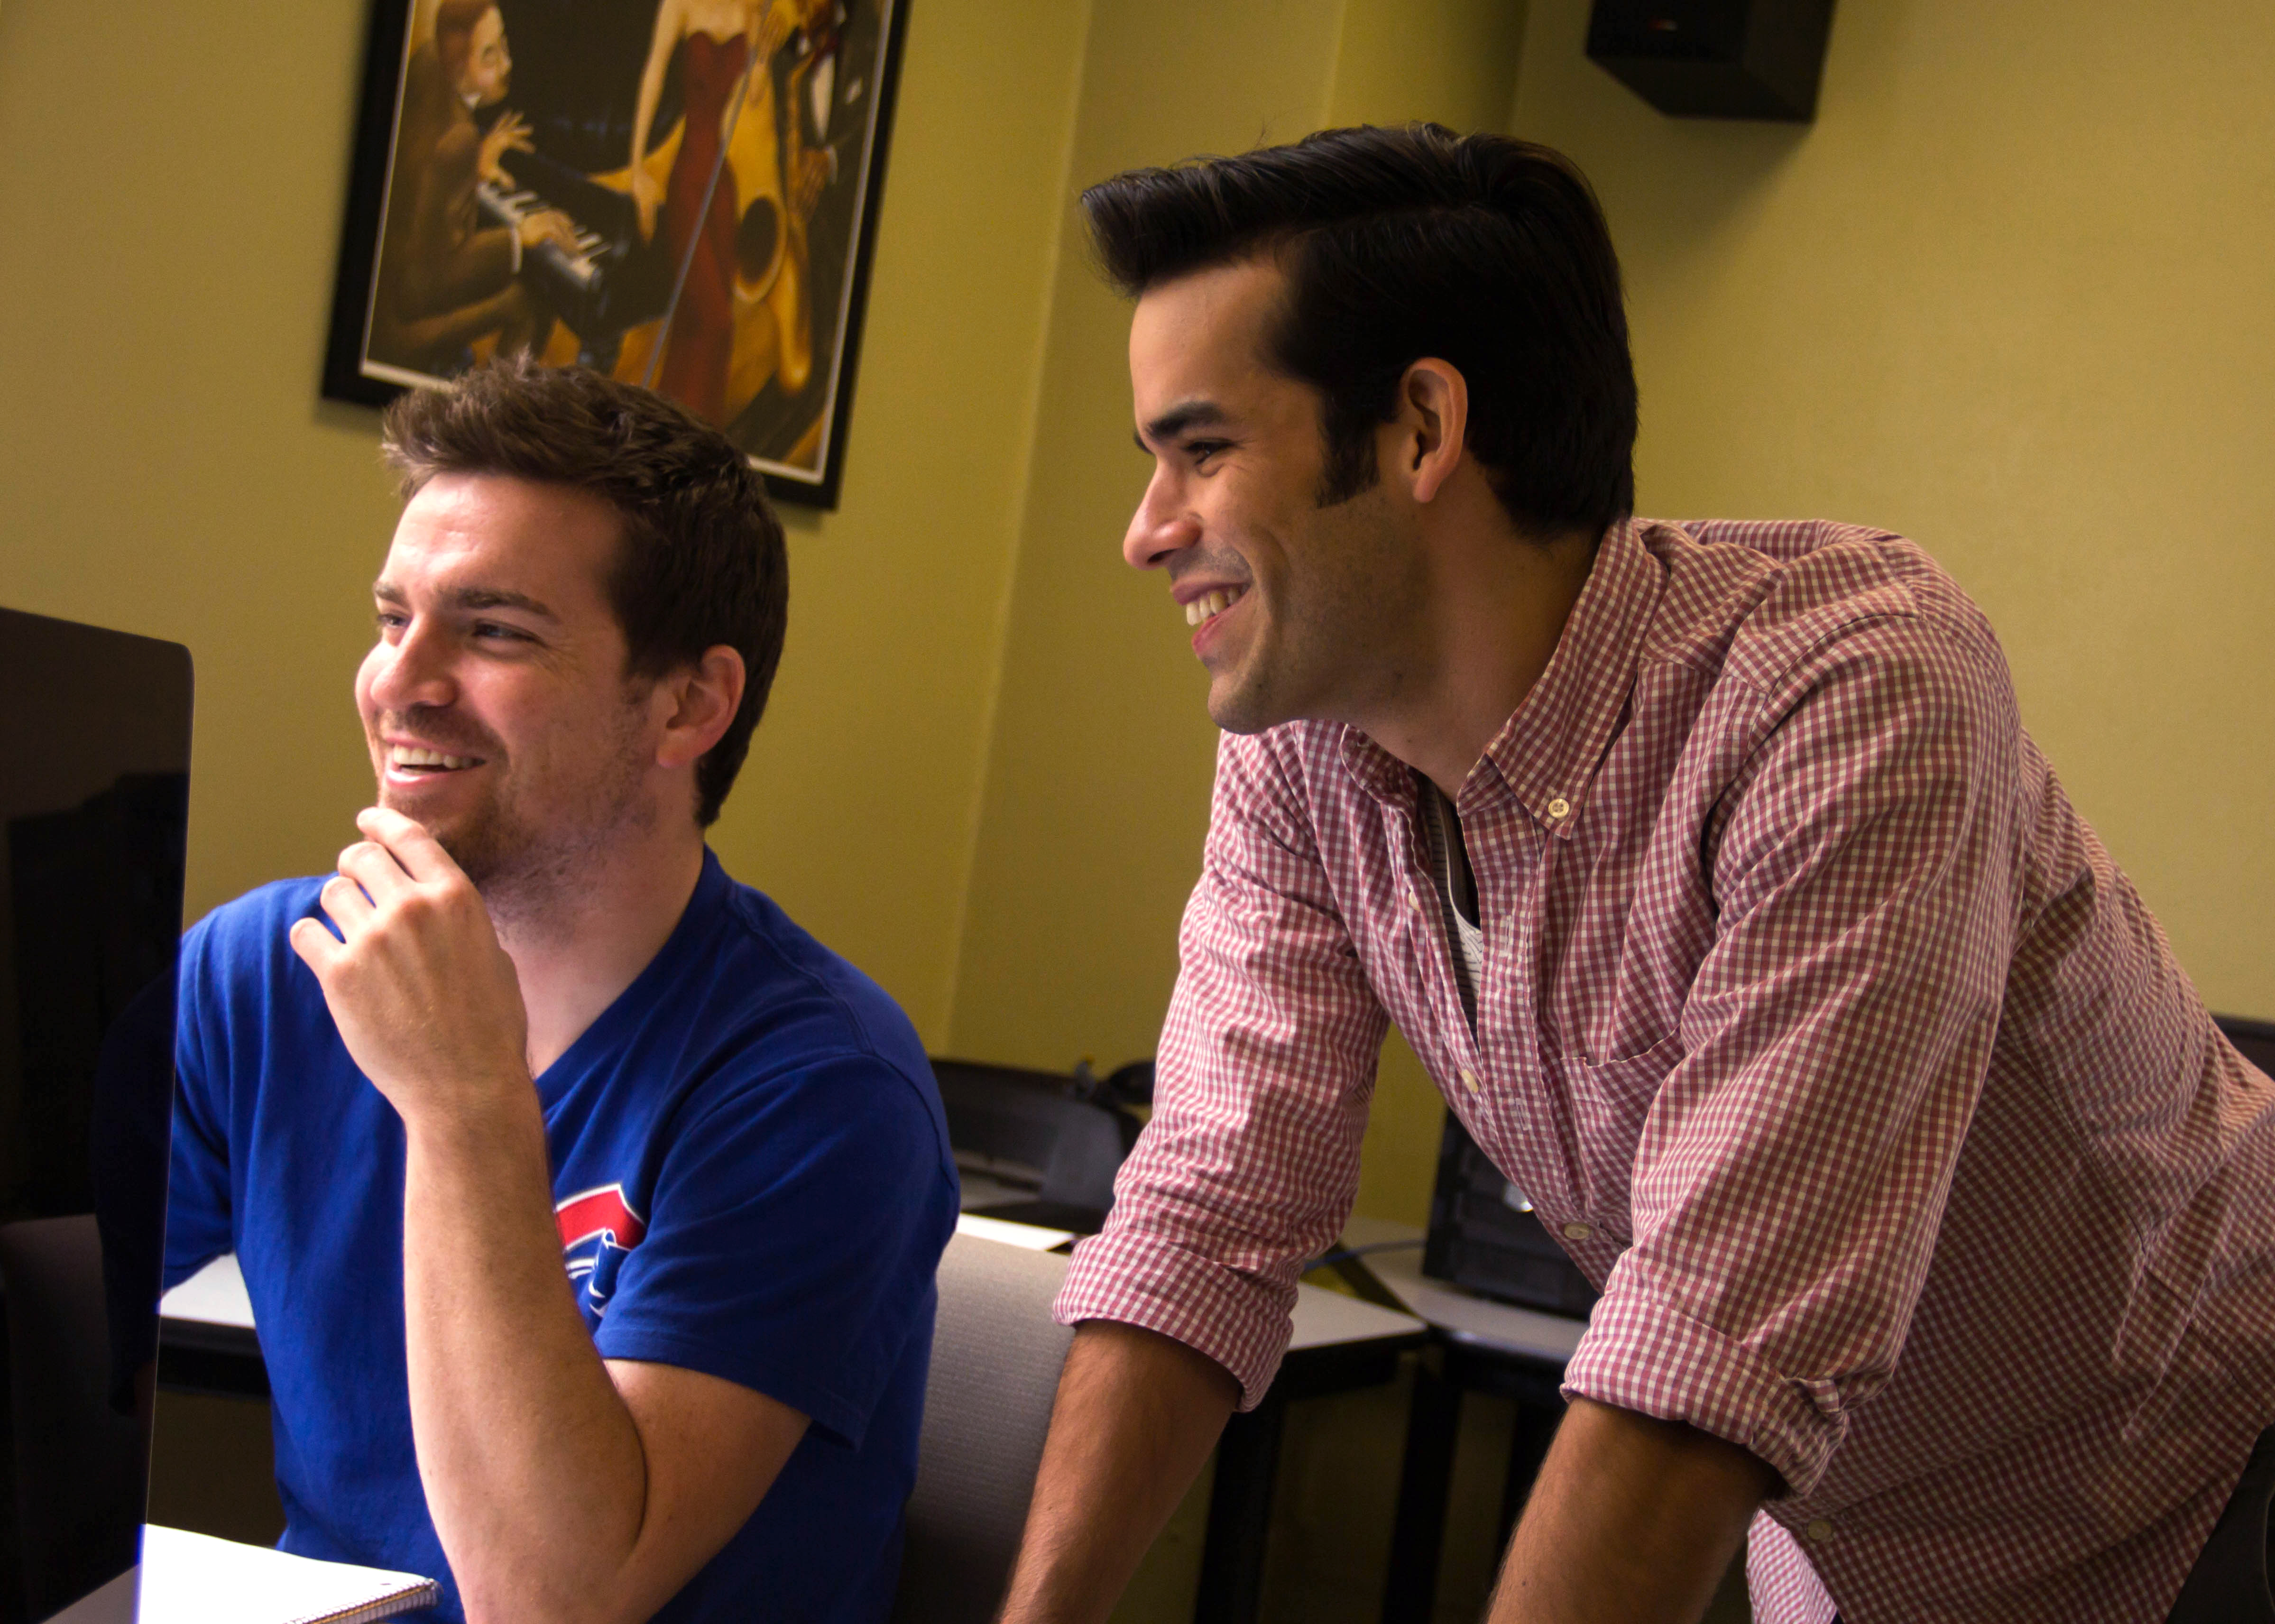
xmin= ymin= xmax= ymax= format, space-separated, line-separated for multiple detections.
xmin=1336 ymin=517 xmax=1667 ymax=840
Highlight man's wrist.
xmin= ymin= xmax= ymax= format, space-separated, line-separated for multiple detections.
xmin=398 ymin=1073 xmax=545 ymax=1164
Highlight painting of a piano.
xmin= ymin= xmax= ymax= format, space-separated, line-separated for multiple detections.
xmin=321 ymin=0 xmax=908 ymax=508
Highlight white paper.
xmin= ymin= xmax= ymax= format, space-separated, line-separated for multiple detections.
xmin=953 ymin=1212 xmax=1075 ymax=1251
xmin=156 ymin=1255 xmax=254 ymax=1331
xmin=137 ymin=1526 xmax=435 ymax=1624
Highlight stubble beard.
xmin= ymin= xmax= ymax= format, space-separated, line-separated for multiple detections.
xmin=1207 ymin=484 xmax=1420 ymax=737
xmin=375 ymin=699 xmax=656 ymax=934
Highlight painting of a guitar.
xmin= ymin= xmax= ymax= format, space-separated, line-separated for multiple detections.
xmin=322 ymin=0 xmax=907 ymax=508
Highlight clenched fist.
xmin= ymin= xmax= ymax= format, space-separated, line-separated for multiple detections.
xmin=289 ymin=807 xmax=534 ymax=1135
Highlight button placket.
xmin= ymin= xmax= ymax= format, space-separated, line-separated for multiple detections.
xmin=1389 ymin=799 xmax=1475 ymax=1072
xmin=1466 ymin=810 xmax=1548 ymax=1189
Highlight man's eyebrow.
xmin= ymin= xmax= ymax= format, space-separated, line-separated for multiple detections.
xmin=371 ymin=580 xmax=559 ymax=620
xmin=1136 ymin=401 xmax=1231 ymax=451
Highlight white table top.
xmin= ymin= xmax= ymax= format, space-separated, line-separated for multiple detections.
xmin=160 ymin=1218 xmax=1429 ymax=1354
xmin=1287 ymin=1273 xmax=1426 ymax=1352
xmin=1340 ymin=1215 xmax=1589 ymax=1364
xmin=159 ymin=1252 xmax=252 ymax=1331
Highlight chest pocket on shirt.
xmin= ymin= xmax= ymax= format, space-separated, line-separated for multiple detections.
xmin=1547 ymin=1034 xmax=1686 ymax=1205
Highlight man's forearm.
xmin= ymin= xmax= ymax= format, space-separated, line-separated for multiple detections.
xmin=401 ymin=1096 xmax=649 ymax=1624
xmin=998 ymin=1320 xmax=1242 ymax=1624
xmin=1489 ymin=1397 xmax=1777 ymax=1624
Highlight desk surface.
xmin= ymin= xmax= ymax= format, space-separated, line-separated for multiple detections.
xmin=161 ymin=1216 xmax=1427 ymax=1354
xmin=1341 ymin=1216 xmax=1588 ymax=1364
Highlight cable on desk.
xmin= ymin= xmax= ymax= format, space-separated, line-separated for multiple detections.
xmin=1305 ymin=1238 xmax=1425 ymax=1270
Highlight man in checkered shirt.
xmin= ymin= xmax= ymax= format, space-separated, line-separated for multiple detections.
xmin=993 ymin=125 xmax=2275 ymax=1624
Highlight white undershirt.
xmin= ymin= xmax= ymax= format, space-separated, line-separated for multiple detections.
xmin=1418 ymin=778 xmax=1485 ymax=1033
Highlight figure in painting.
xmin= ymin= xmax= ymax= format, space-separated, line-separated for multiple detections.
xmin=628 ymin=0 xmax=835 ymax=427
xmin=369 ymin=0 xmax=581 ymax=377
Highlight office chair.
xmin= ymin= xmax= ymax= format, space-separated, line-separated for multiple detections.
xmin=2216 ymin=1015 xmax=2275 ymax=1080
xmin=0 ymin=1216 xmax=147 ymax=1621
xmin=892 ymin=1233 xmax=1074 ymax=1624
xmin=929 ymin=1059 xmax=1144 ymax=1233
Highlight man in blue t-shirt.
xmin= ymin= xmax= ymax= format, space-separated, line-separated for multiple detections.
xmin=165 ymin=356 xmax=958 ymax=1624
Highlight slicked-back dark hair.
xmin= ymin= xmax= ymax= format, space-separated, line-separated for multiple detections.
xmin=1084 ymin=123 xmax=1636 ymax=538
xmin=379 ymin=355 xmax=787 ymax=827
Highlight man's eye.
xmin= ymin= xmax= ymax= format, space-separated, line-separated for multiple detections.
xmin=473 ymin=622 xmax=528 ymax=643
xmin=1187 ymin=440 xmax=1230 ymax=467
xmin=375 ymin=611 xmax=407 ymax=635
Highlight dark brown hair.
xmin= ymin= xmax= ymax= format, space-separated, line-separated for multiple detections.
xmin=380 ymin=356 xmax=788 ymax=827
xmin=1083 ymin=123 xmax=1636 ymax=539
xmin=433 ymin=0 xmax=495 ymax=85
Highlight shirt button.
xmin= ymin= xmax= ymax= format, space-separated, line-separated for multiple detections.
xmin=1459 ymin=1068 xmax=1481 ymax=1093
xmin=1406 ymin=889 xmax=1422 ymax=912
xmin=1560 ymin=1221 xmax=1593 ymax=1241
xmin=1805 ymin=1519 xmax=1833 ymax=1544
xmin=1546 ymin=796 xmax=1571 ymax=821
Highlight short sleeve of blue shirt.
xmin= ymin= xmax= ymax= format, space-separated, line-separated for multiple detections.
xmin=166 ymin=913 xmax=236 ymax=1281
xmin=591 ymin=1048 xmax=946 ymax=1449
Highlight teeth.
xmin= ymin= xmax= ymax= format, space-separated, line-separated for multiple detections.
xmin=1182 ymin=586 xmax=1246 ymax=627
xmin=391 ymin=747 xmax=477 ymax=770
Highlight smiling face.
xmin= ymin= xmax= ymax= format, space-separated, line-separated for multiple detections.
xmin=355 ymin=474 xmax=665 ymax=895
xmin=1125 ymin=257 xmax=1428 ymax=735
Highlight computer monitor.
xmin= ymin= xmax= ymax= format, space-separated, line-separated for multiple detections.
xmin=1422 ymin=1116 xmax=1599 ymax=1319
xmin=0 ymin=606 xmax=193 ymax=1623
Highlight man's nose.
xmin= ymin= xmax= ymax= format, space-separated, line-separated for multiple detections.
xmin=1124 ymin=471 xmax=1200 ymax=571
xmin=367 ymin=621 xmax=457 ymax=712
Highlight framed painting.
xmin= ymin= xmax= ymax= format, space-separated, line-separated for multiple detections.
xmin=321 ymin=0 xmax=909 ymax=508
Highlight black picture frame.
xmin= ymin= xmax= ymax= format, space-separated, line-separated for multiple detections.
xmin=320 ymin=0 xmax=909 ymax=510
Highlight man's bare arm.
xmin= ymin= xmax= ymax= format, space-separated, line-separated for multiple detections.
xmin=293 ymin=808 xmax=807 ymax=1624
xmin=399 ymin=1103 xmax=808 ymax=1624
xmin=996 ymin=1321 xmax=1241 ymax=1624
xmin=1489 ymin=1397 xmax=1778 ymax=1624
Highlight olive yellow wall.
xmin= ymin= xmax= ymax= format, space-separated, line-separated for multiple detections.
xmin=0 ymin=0 xmax=1088 ymax=1047
xmin=1507 ymin=0 xmax=2275 ymax=1017
xmin=1 ymin=0 xmax=2259 ymax=1253
xmin=6 ymin=0 xmax=2265 ymax=1610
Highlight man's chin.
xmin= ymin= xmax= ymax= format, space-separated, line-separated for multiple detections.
xmin=375 ymin=787 xmax=445 ymax=834
xmin=375 ymin=793 xmax=488 ymax=879
xmin=1205 ymin=681 xmax=1277 ymax=737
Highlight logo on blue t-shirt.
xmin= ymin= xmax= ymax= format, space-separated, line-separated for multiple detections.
xmin=555 ymin=1183 xmax=647 ymax=1317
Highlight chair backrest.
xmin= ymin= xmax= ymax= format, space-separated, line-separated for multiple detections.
xmin=930 ymin=1060 xmax=1137 ymax=1218
xmin=0 ymin=1216 xmax=148 ymax=1621
xmin=2216 ymin=1015 xmax=2275 ymax=1080
xmin=893 ymin=1234 xmax=1073 ymax=1624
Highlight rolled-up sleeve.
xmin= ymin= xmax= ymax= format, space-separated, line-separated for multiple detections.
xmin=1054 ymin=731 xmax=1389 ymax=1407
xmin=1561 ymin=619 xmax=2020 ymax=1496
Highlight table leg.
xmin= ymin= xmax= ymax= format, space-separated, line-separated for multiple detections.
xmin=1381 ymin=1350 xmax=1460 ymax=1624
xmin=1196 ymin=1389 xmax=1288 ymax=1624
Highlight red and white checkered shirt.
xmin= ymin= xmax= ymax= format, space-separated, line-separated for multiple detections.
xmin=1057 ymin=517 xmax=2275 ymax=1623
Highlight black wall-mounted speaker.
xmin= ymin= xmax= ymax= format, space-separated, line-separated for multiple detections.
xmin=1586 ymin=0 xmax=1836 ymax=122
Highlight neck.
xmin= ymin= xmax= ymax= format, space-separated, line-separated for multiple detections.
xmin=487 ymin=826 xmax=708 ymax=1077
xmin=1360 ymin=503 xmax=1600 ymax=801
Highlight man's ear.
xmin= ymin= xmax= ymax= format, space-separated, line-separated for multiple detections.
xmin=1391 ymin=358 xmax=1469 ymax=506
xmin=654 ymin=646 xmax=747 ymax=771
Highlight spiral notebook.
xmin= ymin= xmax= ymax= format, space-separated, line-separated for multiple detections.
xmin=138 ymin=1525 xmax=439 ymax=1624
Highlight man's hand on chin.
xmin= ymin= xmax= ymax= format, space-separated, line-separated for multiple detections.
xmin=289 ymin=806 xmax=532 ymax=1129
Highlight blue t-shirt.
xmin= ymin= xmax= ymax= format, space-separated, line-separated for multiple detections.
xmin=166 ymin=850 xmax=958 ymax=1623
